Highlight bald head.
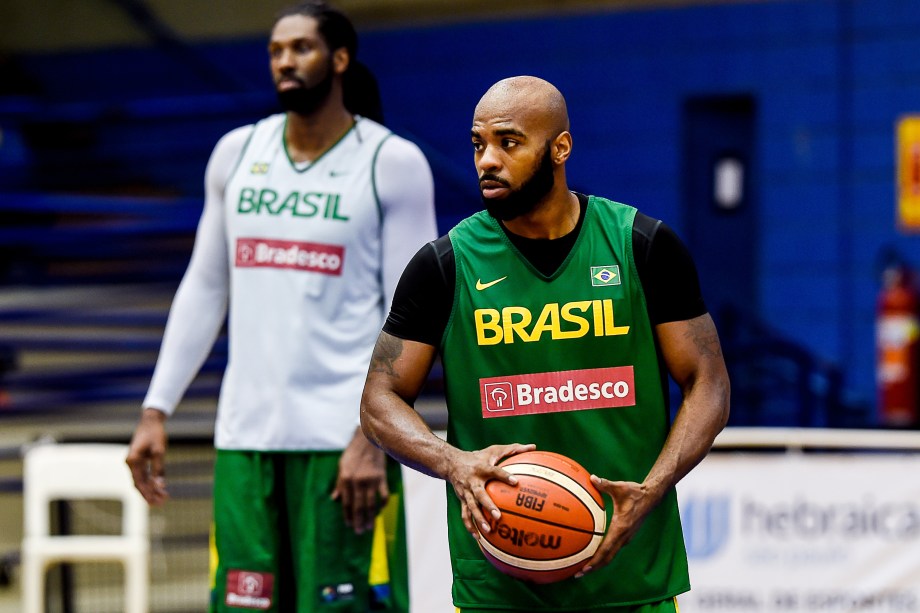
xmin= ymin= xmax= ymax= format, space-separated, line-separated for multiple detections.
xmin=471 ymin=76 xmax=576 ymax=226
xmin=474 ymin=76 xmax=569 ymax=138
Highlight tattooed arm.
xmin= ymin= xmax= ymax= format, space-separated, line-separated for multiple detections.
xmin=360 ymin=332 xmax=443 ymax=478
xmin=360 ymin=332 xmax=536 ymax=536
xmin=580 ymin=313 xmax=730 ymax=576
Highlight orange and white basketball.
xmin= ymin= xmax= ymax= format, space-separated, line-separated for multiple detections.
xmin=479 ymin=450 xmax=607 ymax=584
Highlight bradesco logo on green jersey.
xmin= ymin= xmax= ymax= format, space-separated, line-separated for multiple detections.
xmin=480 ymin=366 xmax=635 ymax=418
xmin=237 ymin=188 xmax=349 ymax=221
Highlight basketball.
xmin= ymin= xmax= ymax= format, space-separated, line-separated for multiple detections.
xmin=478 ymin=450 xmax=607 ymax=584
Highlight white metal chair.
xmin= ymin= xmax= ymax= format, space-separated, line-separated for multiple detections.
xmin=21 ymin=443 xmax=149 ymax=613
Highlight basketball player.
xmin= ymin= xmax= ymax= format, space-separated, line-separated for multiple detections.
xmin=126 ymin=2 xmax=437 ymax=611
xmin=360 ymin=76 xmax=730 ymax=612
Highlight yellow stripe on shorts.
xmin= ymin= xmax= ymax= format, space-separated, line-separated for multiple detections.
xmin=368 ymin=513 xmax=390 ymax=586
xmin=369 ymin=491 xmax=402 ymax=587
xmin=208 ymin=522 xmax=218 ymax=590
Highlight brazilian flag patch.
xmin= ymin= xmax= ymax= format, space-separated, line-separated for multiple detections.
xmin=590 ymin=265 xmax=621 ymax=287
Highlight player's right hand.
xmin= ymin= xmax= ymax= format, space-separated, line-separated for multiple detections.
xmin=126 ymin=407 xmax=170 ymax=506
xmin=445 ymin=442 xmax=536 ymax=538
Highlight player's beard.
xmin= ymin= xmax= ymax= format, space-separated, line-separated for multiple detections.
xmin=482 ymin=145 xmax=555 ymax=222
xmin=275 ymin=59 xmax=335 ymax=116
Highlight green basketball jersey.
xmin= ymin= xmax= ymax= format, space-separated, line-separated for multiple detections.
xmin=441 ymin=196 xmax=690 ymax=609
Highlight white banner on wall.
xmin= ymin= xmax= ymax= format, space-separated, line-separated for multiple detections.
xmin=403 ymin=464 xmax=453 ymax=613
xmin=401 ymin=430 xmax=920 ymax=613
xmin=677 ymin=453 xmax=920 ymax=613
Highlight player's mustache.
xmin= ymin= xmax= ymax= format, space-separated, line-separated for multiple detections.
xmin=479 ymin=174 xmax=510 ymax=188
xmin=277 ymin=72 xmax=305 ymax=86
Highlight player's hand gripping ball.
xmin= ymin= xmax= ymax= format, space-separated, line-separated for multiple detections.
xmin=479 ymin=450 xmax=606 ymax=583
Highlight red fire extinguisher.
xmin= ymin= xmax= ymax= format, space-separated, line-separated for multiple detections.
xmin=877 ymin=263 xmax=920 ymax=428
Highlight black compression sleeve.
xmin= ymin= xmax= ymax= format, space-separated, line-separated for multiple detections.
xmin=383 ymin=236 xmax=453 ymax=346
xmin=635 ymin=216 xmax=707 ymax=324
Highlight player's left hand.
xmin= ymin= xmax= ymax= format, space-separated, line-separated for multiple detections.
xmin=334 ymin=429 xmax=389 ymax=535
xmin=575 ymin=476 xmax=653 ymax=577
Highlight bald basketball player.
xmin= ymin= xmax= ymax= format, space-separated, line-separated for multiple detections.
xmin=360 ymin=76 xmax=730 ymax=612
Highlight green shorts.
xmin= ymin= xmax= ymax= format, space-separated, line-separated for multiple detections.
xmin=208 ymin=449 xmax=408 ymax=612
xmin=456 ymin=596 xmax=680 ymax=613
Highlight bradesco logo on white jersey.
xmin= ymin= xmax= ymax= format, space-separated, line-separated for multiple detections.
xmin=235 ymin=237 xmax=344 ymax=275
xmin=480 ymin=366 xmax=635 ymax=418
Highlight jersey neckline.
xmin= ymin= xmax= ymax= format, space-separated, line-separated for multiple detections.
xmin=281 ymin=114 xmax=359 ymax=174
xmin=487 ymin=192 xmax=592 ymax=282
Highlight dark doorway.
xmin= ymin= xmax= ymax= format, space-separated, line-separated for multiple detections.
xmin=682 ymin=95 xmax=758 ymax=335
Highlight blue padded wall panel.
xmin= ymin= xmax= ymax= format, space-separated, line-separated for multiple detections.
xmin=15 ymin=0 xmax=920 ymax=418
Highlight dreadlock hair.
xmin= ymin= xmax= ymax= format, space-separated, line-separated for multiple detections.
xmin=273 ymin=1 xmax=384 ymax=123
xmin=274 ymin=1 xmax=357 ymax=64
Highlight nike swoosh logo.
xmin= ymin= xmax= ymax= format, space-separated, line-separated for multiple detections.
xmin=476 ymin=276 xmax=508 ymax=291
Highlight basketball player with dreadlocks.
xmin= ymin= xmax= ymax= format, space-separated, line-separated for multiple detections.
xmin=127 ymin=3 xmax=436 ymax=611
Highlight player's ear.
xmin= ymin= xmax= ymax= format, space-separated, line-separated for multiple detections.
xmin=332 ymin=48 xmax=350 ymax=76
xmin=552 ymin=131 xmax=573 ymax=165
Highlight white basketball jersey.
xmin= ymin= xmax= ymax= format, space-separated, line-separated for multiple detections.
xmin=218 ymin=114 xmax=393 ymax=450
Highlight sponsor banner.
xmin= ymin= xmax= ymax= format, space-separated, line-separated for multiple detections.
xmin=235 ymin=237 xmax=344 ymax=275
xmin=226 ymin=569 xmax=273 ymax=610
xmin=480 ymin=366 xmax=635 ymax=418
xmin=677 ymin=453 xmax=920 ymax=612
xmin=898 ymin=115 xmax=920 ymax=231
